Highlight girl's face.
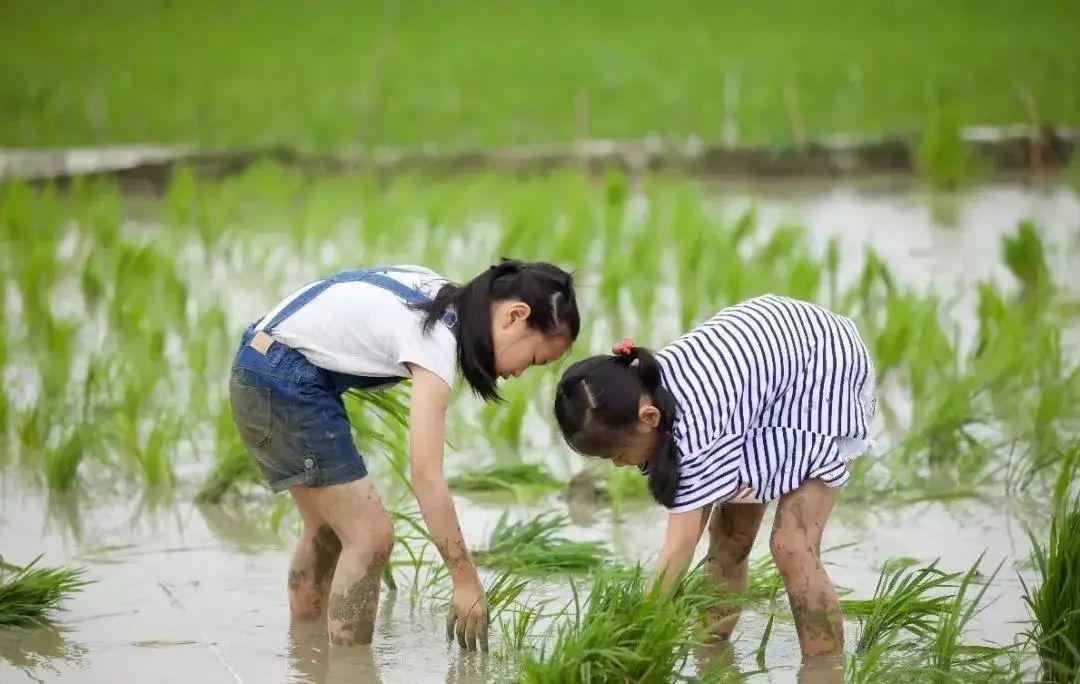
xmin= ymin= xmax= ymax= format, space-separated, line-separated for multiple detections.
xmin=490 ymin=300 xmax=572 ymax=380
xmin=595 ymin=397 xmax=662 ymax=468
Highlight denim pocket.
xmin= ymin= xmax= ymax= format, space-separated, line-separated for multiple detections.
xmin=230 ymin=375 xmax=273 ymax=447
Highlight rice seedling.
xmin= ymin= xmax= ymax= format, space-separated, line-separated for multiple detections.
xmin=916 ymin=108 xmax=980 ymax=191
xmin=42 ymin=423 xmax=94 ymax=491
xmin=846 ymin=558 xmax=962 ymax=653
xmin=517 ymin=566 xmax=721 ymax=683
xmin=474 ymin=513 xmax=610 ymax=575
xmin=449 ymin=463 xmax=564 ymax=499
xmin=842 ymin=556 xmax=1019 ymax=682
xmin=923 ymin=557 xmax=1005 ymax=681
xmin=0 ymin=556 xmax=90 ymax=627
xmin=1002 ymin=220 xmax=1052 ymax=300
xmin=1023 ymin=496 xmax=1080 ymax=683
xmin=485 ymin=571 xmax=532 ymax=621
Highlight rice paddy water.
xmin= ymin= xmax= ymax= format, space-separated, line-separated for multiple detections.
xmin=0 ymin=171 xmax=1077 ymax=682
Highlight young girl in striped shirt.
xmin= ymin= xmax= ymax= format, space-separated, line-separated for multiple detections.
xmin=554 ymin=294 xmax=876 ymax=658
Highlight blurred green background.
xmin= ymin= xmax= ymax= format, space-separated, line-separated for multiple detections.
xmin=3 ymin=0 xmax=1078 ymax=152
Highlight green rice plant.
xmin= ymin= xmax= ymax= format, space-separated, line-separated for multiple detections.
xmin=0 ymin=556 xmax=90 ymax=627
xmin=42 ymin=423 xmax=94 ymax=491
xmin=1023 ymin=496 xmax=1080 ymax=683
xmin=344 ymin=387 xmax=410 ymax=457
xmin=745 ymin=555 xmax=785 ymax=602
xmin=500 ymin=599 xmax=552 ymax=655
xmin=1002 ymin=221 xmax=1051 ymax=301
xmin=485 ymin=570 xmax=531 ymax=621
xmin=846 ymin=558 xmax=958 ymax=653
xmin=474 ymin=513 xmax=610 ymax=575
xmin=517 ymin=566 xmax=721 ymax=683
xmin=449 ymin=462 xmax=563 ymax=499
xmin=844 ymin=249 xmax=895 ymax=320
xmin=477 ymin=371 xmax=542 ymax=453
xmin=0 ymin=315 xmax=7 ymax=437
xmin=923 ymin=557 xmax=1003 ymax=681
xmin=600 ymin=467 xmax=652 ymax=509
xmin=916 ymin=108 xmax=976 ymax=191
xmin=844 ymin=556 xmax=1017 ymax=682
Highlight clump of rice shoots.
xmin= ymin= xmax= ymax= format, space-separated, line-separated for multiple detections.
xmin=1002 ymin=220 xmax=1051 ymax=300
xmin=518 ymin=567 xmax=721 ymax=683
xmin=1024 ymin=497 xmax=1080 ymax=683
xmin=846 ymin=559 xmax=957 ymax=653
xmin=449 ymin=463 xmax=563 ymax=499
xmin=916 ymin=108 xmax=979 ymax=190
xmin=0 ymin=556 xmax=90 ymax=627
xmin=844 ymin=557 xmax=1016 ymax=682
xmin=474 ymin=513 xmax=609 ymax=574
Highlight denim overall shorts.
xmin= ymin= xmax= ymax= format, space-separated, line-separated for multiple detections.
xmin=229 ymin=267 xmax=456 ymax=492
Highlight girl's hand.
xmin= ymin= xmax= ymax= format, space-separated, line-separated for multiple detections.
xmin=446 ymin=579 xmax=489 ymax=652
xmin=648 ymin=507 xmax=711 ymax=593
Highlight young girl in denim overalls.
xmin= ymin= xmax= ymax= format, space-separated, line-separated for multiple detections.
xmin=554 ymin=294 xmax=875 ymax=659
xmin=231 ymin=260 xmax=578 ymax=649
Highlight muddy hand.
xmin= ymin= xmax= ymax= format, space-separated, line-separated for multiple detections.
xmin=446 ymin=582 xmax=489 ymax=653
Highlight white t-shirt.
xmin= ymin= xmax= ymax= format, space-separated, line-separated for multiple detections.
xmin=257 ymin=266 xmax=457 ymax=389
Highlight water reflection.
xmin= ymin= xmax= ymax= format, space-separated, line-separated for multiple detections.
xmin=287 ymin=620 xmax=383 ymax=684
xmin=796 ymin=654 xmax=844 ymax=684
xmin=196 ymin=499 xmax=286 ymax=553
xmin=0 ymin=623 xmax=87 ymax=681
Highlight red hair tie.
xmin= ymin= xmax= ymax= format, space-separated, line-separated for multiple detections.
xmin=612 ymin=337 xmax=635 ymax=356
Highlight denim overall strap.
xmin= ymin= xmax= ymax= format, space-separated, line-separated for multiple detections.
xmin=253 ymin=267 xmax=456 ymax=394
xmin=258 ymin=267 xmax=457 ymax=333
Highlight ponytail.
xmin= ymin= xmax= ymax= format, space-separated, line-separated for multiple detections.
xmin=413 ymin=259 xmax=579 ymax=402
xmin=626 ymin=349 xmax=679 ymax=507
xmin=554 ymin=347 xmax=681 ymax=508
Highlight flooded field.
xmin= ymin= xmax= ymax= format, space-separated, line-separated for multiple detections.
xmin=1 ymin=172 xmax=1078 ymax=682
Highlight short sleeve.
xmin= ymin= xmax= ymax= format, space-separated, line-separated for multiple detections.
xmin=668 ymin=432 xmax=745 ymax=513
xmin=397 ymin=323 xmax=457 ymax=389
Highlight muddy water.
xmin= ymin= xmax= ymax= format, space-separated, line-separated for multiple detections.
xmin=0 ymin=482 xmax=1044 ymax=683
xmin=2 ymin=179 xmax=1077 ymax=683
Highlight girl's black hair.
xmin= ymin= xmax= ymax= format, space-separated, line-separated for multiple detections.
xmin=553 ymin=348 xmax=679 ymax=507
xmin=412 ymin=259 xmax=580 ymax=402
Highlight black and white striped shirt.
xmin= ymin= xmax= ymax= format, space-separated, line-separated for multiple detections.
xmin=655 ymin=295 xmax=876 ymax=513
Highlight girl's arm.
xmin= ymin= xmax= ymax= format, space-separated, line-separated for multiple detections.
xmin=406 ymin=364 xmax=488 ymax=650
xmin=648 ymin=504 xmax=713 ymax=592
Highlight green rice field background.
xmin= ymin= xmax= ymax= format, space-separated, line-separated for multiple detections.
xmin=2 ymin=0 xmax=1079 ymax=151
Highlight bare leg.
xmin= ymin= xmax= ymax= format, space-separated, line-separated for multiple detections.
xmin=288 ymin=492 xmax=343 ymax=618
xmin=291 ymin=479 xmax=395 ymax=645
xmin=704 ymin=502 xmax=767 ymax=640
xmin=770 ymin=479 xmax=843 ymax=658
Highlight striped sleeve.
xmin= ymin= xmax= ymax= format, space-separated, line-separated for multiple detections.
xmin=668 ymin=432 xmax=745 ymax=513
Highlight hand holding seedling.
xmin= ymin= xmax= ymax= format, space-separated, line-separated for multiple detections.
xmin=446 ymin=579 xmax=490 ymax=652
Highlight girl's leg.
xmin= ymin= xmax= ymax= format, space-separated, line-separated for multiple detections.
xmin=287 ymin=490 xmax=343 ymax=618
xmin=769 ymin=479 xmax=843 ymax=657
xmin=291 ymin=478 xmax=395 ymax=646
xmin=704 ymin=502 xmax=767 ymax=640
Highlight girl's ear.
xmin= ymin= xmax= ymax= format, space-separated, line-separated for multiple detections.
xmin=509 ymin=300 xmax=535 ymax=326
xmin=638 ymin=403 xmax=661 ymax=430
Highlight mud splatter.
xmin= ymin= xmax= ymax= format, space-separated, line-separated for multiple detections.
xmin=327 ymin=554 xmax=388 ymax=646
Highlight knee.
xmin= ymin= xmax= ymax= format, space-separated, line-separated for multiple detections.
xmin=713 ymin=530 xmax=756 ymax=565
xmin=370 ymin=520 xmax=395 ymax=562
xmin=309 ymin=524 xmax=342 ymax=556
xmin=769 ymin=528 xmax=815 ymax=576
xmin=340 ymin=516 xmax=395 ymax=563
